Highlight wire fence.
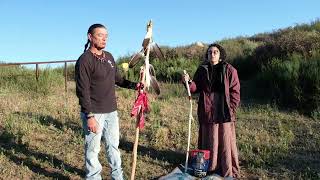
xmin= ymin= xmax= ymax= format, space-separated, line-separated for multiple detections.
xmin=0 ymin=60 xmax=77 ymax=93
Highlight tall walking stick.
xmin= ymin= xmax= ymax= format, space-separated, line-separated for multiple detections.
xmin=183 ymin=70 xmax=193 ymax=173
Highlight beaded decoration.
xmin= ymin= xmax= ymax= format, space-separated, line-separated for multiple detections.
xmin=92 ymin=51 xmax=107 ymax=63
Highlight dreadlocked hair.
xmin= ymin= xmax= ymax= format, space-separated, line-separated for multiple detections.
xmin=83 ymin=23 xmax=106 ymax=53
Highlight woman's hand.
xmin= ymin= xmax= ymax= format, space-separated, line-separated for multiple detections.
xmin=182 ymin=73 xmax=190 ymax=83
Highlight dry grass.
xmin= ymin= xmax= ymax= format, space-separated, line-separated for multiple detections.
xmin=0 ymin=81 xmax=319 ymax=179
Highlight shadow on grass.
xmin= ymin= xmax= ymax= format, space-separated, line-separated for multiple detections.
xmin=119 ymin=138 xmax=185 ymax=165
xmin=12 ymin=112 xmax=183 ymax=165
xmin=10 ymin=111 xmax=187 ymax=179
xmin=269 ymin=135 xmax=320 ymax=179
xmin=238 ymin=121 xmax=320 ymax=179
xmin=274 ymin=150 xmax=320 ymax=178
xmin=13 ymin=111 xmax=82 ymax=134
xmin=0 ymin=126 xmax=85 ymax=179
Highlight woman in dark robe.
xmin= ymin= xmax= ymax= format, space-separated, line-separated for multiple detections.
xmin=183 ymin=43 xmax=240 ymax=178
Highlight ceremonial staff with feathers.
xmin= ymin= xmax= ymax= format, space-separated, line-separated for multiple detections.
xmin=129 ymin=20 xmax=164 ymax=180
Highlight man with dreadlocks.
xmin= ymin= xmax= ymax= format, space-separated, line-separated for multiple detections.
xmin=183 ymin=43 xmax=240 ymax=178
xmin=75 ymin=24 xmax=139 ymax=180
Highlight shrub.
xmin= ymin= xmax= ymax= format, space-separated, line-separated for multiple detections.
xmin=219 ymin=38 xmax=260 ymax=64
xmin=256 ymin=52 xmax=320 ymax=115
xmin=297 ymin=53 xmax=320 ymax=115
xmin=118 ymin=57 xmax=200 ymax=83
xmin=252 ymin=29 xmax=320 ymax=70
xmin=277 ymin=30 xmax=320 ymax=57
xmin=53 ymin=63 xmax=76 ymax=81
xmin=0 ymin=66 xmax=64 ymax=95
xmin=218 ymin=38 xmax=261 ymax=79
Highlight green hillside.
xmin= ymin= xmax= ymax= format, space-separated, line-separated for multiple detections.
xmin=0 ymin=20 xmax=319 ymax=179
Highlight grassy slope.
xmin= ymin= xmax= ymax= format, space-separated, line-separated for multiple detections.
xmin=0 ymin=81 xmax=319 ymax=179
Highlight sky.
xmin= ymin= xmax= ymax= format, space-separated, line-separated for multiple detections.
xmin=0 ymin=0 xmax=319 ymax=65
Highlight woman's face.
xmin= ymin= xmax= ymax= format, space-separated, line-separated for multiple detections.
xmin=208 ymin=46 xmax=220 ymax=65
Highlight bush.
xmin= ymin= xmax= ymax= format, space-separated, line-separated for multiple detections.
xmin=233 ymin=56 xmax=260 ymax=80
xmin=54 ymin=63 xmax=76 ymax=81
xmin=218 ymin=38 xmax=261 ymax=79
xmin=161 ymin=43 xmax=207 ymax=61
xmin=151 ymin=57 xmax=200 ymax=82
xmin=117 ymin=56 xmax=201 ymax=83
xmin=256 ymin=52 xmax=320 ymax=115
xmin=293 ymin=19 xmax=320 ymax=32
xmin=297 ymin=53 xmax=320 ymax=115
xmin=219 ymin=38 xmax=260 ymax=64
xmin=277 ymin=30 xmax=320 ymax=57
xmin=0 ymin=66 xmax=64 ymax=95
xmin=252 ymin=29 xmax=320 ymax=70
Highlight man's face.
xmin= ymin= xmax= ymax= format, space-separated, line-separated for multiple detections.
xmin=88 ymin=27 xmax=107 ymax=50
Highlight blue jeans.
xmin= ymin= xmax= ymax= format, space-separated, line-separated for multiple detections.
xmin=81 ymin=111 xmax=124 ymax=180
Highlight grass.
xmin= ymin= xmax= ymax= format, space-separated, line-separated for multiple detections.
xmin=0 ymin=73 xmax=320 ymax=179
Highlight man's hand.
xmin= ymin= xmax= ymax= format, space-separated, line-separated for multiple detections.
xmin=136 ymin=82 xmax=144 ymax=90
xmin=87 ymin=117 xmax=98 ymax=133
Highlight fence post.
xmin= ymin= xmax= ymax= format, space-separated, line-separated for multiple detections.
xmin=64 ymin=62 xmax=68 ymax=108
xmin=35 ymin=63 xmax=39 ymax=81
xmin=64 ymin=62 xmax=67 ymax=93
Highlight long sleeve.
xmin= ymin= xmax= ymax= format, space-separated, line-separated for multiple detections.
xmin=229 ymin=68 xmax=240 ymax=110
xmin=75 ymin=58 xmax=92 ymax=113
xmin=189 ymin=67 xmax=202 ymax=93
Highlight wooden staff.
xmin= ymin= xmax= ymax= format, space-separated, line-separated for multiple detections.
xmin=183 ymin=70 xmax=193 ymax=173
xmin=130 ymin=42 xmax=151 ymax=180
